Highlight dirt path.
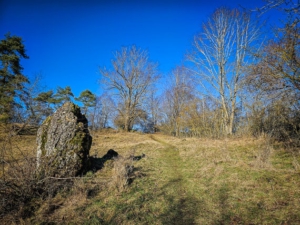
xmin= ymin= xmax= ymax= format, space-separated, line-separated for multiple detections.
xmin=149 ymin=135 xmax=201 ymax=224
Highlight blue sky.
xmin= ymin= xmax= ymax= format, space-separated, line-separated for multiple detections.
xmin=1 ymin=0 xmax=272 ymax=98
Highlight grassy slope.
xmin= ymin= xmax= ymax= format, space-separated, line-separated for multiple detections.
xmin=2 ymin=131 xmax=300 ymax=224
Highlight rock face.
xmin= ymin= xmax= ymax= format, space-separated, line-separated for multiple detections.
xmin=36 ymin=102 xmax=92 ymax=177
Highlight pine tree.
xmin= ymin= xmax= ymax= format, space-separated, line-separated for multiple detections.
xmin=53 ymin=86 xmax=74 ymax=106
xmin=75 ymin=90 xmax=96 ymax=115
xmin=34 ymin=90 xmax=55 ymax=104
xmin=34 ymin=90 xmax=56 ymax=118
xmin=0 ymin=33 xmax=29 ymax=121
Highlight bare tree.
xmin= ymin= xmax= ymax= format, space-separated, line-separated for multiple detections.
xmin=146 ymin=89 xmax=161 ymax=133
xmin=246 ymin=0 xmax=300 ymax=142
xmin=249 ymin=0 xmax=299 ymax=97
xmin=100 ymin=46 xmax=159 ymax=132
xmin=85 ymin=93 xmax=116 ymax=130
xmin=11 ymin=73 xmax=49 ymax=134
xmin=188 ymin=8 xmax=261 ymax=135
xmin=248 ymin=23 xmax=299 ymax=97
xmin=162 ymin=66 xmax=195 ymax=136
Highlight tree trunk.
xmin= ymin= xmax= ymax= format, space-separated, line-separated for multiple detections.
xmin=124 ymin=115 xmax=130 ymax=132
xmin=175 ymin=121 xmax=180 ymax=137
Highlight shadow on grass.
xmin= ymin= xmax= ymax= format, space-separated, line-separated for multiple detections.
xmin=158 ymin=179 xmax=203 ymax=225
xmin=89 ymin=149 xmax=119 ymax=172
xmin=89 ymin=149 xmax=146 ymax=172
xmin=100 ymin=176 xmax=204 ymax=225
xmin=161 ymin=196 xmax=202 ymax=225
xmin=86 ymin=168 xmax=272 ymax=224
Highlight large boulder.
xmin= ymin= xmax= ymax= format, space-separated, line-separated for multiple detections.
xmin=36 ymin=102 xmax=92 ymax=177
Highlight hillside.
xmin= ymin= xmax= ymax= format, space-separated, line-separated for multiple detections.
xmin=1 ymin=131 xmax=300 ymax=224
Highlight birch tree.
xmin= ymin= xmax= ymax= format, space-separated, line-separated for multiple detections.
xmin=188 ymin=8 xmax=261 ymax=135
xmin=100 ymin=46 xmax=159 ymax=132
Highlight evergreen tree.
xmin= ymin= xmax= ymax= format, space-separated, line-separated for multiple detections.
xmin=53 ymin=86 xmax=74 ymax=106
xmin=34 ymin=90 xmax=55 ymax=104
xmin=34 ymin=90 xmax=56 ymax=118
xmin=75 ymin=90 xmax=96 ymax=114
xmin=0 ymin=33 xmax=29 ymax=121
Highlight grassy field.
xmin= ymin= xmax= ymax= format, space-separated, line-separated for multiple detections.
xmin=1 ymin=130 xmax=300 ymax=224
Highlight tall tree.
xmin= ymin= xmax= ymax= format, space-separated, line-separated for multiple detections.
xmin=188 ymin=8 xmax=261 ymax=135
xmin=0 ymin=33 xmax=29 ymax=121
xmin=100 ymin=46 xmax=159 ymax=132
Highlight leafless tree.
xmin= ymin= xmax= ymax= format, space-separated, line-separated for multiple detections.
xmin=249 ymin=0 xmax=299 ymax=97
xmin=248 ymin=24 xmax=299 ymax=97
xmin=100 ymin=46 xmax=159 ymax=132
xmin=188 ymin=8 xmax=261 ymax=135
xmin=87 ymin=93 xmax=116 ymax=130
xmin=145 ymin=89 xmax=161 ymax=132
xmin=161 ymin=66 xmax=195 ymax=136
xmin=10 ymin=73 xmax=49 ymax=134
xmin=246 ymin=0 xmax=300 ymax=142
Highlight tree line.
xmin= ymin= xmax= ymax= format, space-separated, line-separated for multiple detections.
xmin=1 ymin=1 xmax=299 ymax=143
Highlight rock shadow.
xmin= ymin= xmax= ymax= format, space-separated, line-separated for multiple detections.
xmin=89 ymin=149 xmax=146 ymax=172
xmin=89 ymin=149 xmax=119 ymax=171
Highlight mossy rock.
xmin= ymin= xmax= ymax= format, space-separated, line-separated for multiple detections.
xmin=36 ymin=102 xmax=92 ymax=177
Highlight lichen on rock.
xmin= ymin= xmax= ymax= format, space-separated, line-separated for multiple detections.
xmin=36 ymin=102 xmax=92 ymax=177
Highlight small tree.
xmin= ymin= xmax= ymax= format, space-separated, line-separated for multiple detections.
xmin=34 ymin=90 xmax=56 ymax=117
xmin=94 ymin=93 xmax=115 ymax=129
xmin=75 ymin=90 xmax=96 ymax=115
xmin=161 ymin=66 xmax=195 ymax=136
xmin=53 ymin=86 xmax=74 ymax=106
xmin=0 ymin=33 xmax=29 ymax=122
xmin=12 ymin=74 xmax=49 ymax=130
xmin=146 ymin=89 xmax=161 ymax=133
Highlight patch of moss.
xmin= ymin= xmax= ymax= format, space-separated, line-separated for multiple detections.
xmin=70 ymin=131 xmax=85 ymax=147
xmin=40 ymin=116 xmax=52 ymax=156
xmin=69 ymin=102 xmax=81 ymax=116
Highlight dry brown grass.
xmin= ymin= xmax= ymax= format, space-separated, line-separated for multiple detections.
xmin=111 ymin=155 xmax=134 ymax=192
xmin=1 ymin=129 xmax=300 ymax=224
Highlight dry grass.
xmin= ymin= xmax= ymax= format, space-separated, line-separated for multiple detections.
xmin=1 ymin=129 xmax=300 ymax=224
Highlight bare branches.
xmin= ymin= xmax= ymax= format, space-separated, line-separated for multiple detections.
xmin=100 ymin=46 xmax=159 ymax=131
xmin=188 ymin=8 xmax=261 ymax=135
xmin=248 ymin=15 xmax=300 ymax=99
xmin=161 ymin=66 xmax=195 ymax=136
xmin=255 ymin=0 xmax=299 ymax=16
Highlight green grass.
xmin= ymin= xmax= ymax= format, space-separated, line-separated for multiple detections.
xmin=1 ymin=131 xmax=300 ymax=224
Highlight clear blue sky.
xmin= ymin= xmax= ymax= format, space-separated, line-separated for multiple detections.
xmin=1 ymin=0 xmax=272 ymax=97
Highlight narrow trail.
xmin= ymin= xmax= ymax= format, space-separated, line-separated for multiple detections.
xmin=149 ymin=135 xmax=200 ymax=224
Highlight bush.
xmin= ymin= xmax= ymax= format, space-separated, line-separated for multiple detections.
xmin=0 ymin=135 xmax=74 ymax=223
xmin=111 ymin=156 xmax=134 ymax=192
